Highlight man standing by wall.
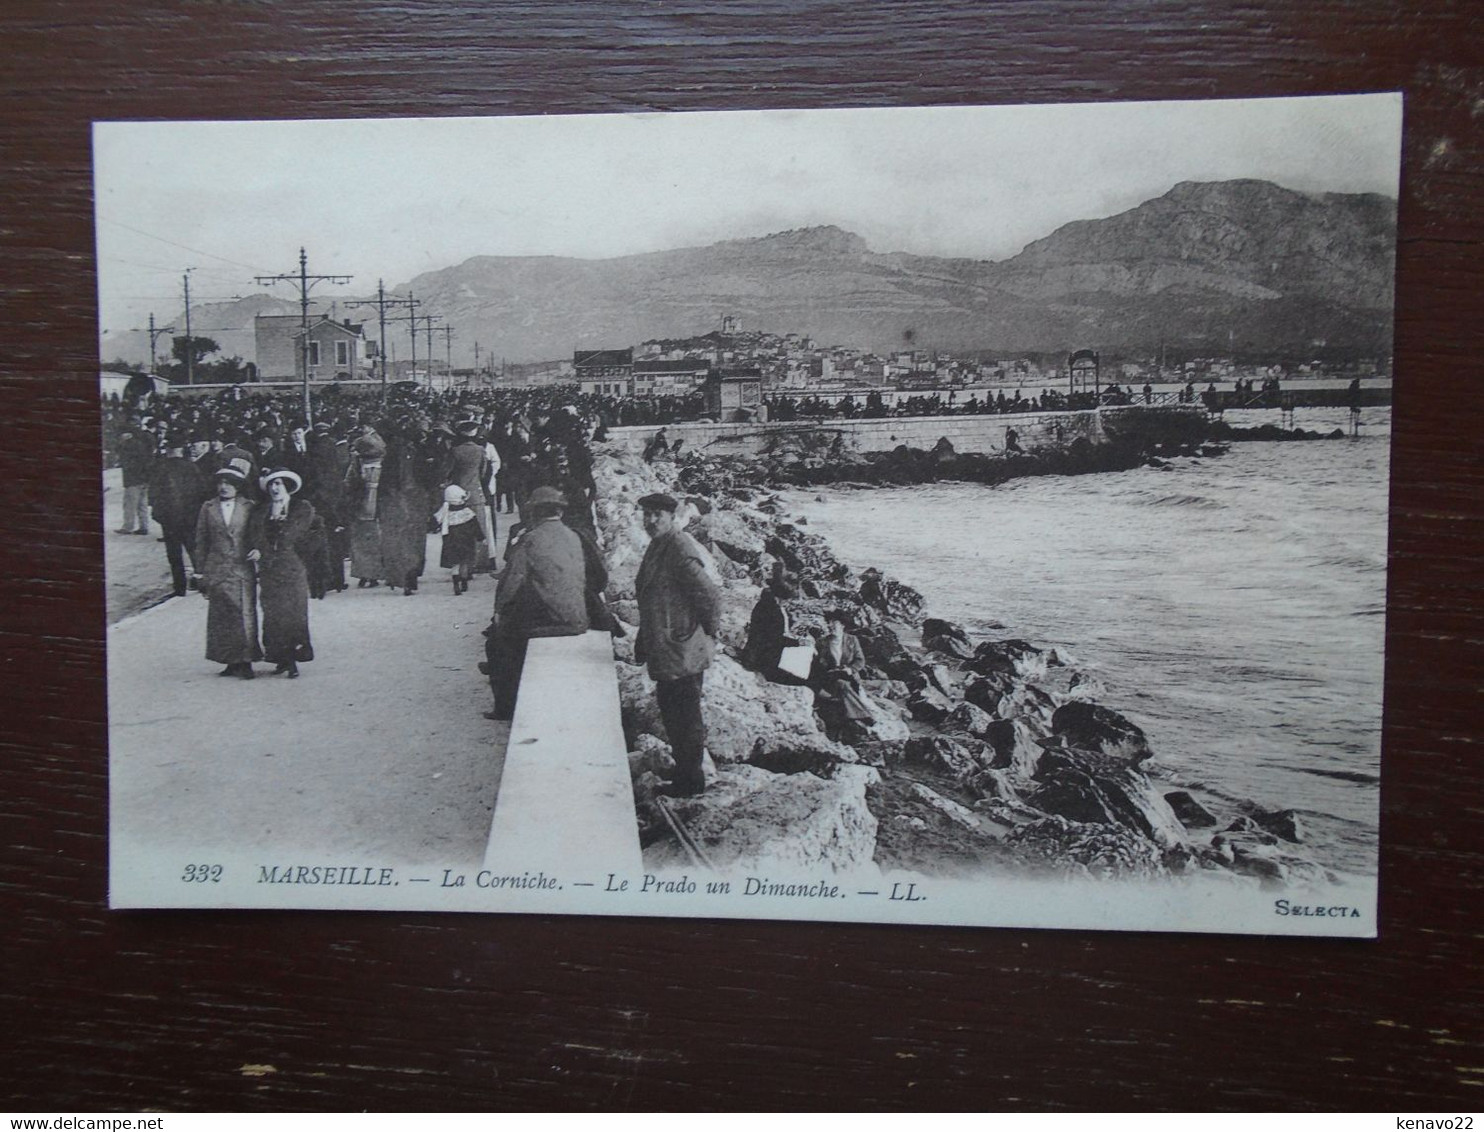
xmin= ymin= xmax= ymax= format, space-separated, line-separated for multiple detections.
xmin=634 ymin=493 xmax=722 ymax=797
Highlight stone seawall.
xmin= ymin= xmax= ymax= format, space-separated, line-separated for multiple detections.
xmin=609 ymin=405 xmax=1207 ymax=459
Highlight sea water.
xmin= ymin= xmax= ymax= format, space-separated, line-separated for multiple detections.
xmin=788 ymin=408 xmax=1389 ymax=876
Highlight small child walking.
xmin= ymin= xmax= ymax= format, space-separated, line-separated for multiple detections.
xmin=434 ymin=484 xmax=480 ymax=595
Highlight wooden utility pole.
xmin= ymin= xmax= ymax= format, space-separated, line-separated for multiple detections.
xmin=388 ymin=296 xmax=423 ymax=387
xmin=255 ymin=248 xmax=352 ymax=424
xmin=130 ymin=313 xmax=174 ymax=375
xmin=440 ymin=325 xmax=455 ymax=388
xmin=407 ymin=312 xmax=443 ymax=389
xmin=181 ymin=271 xmax=194 ymax=385
xmin=350 ymin=280 xmax=418 ymax=400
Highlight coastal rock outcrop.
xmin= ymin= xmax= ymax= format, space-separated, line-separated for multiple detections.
xmin=1024 ymin=746 xmax=1188 ymax=849
xmin=1165 ymin=790 xmax=1219 ymax=830
xmin=597 ymin=442 xmax=1335 ymax=891
xmin=646 ymin=764 xmax=882 ymax=873
xmin=922 ymin=618 xmax=975 ymax=660
xmin=1049 ymin=701 xmax=1154 ymax=766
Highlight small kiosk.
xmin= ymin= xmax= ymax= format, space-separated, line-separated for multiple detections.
xmin=703 ymin=367 xmax=764 ymax=422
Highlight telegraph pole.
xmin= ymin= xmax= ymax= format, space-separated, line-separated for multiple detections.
xmin=419 ymin=313 xmax=444 ymax=388
xmin=182 ymin=271 xmax=194 ymax=385
xmin=440 ymin=325 xmax=455 ymax=389
xmin=349 ymin=279 xmax=417 ymax=400
xmin=255 ymin=248 xmax=352 ymax=424
xmin=131 ymin=313 xmax=175 ymax=375
xmin=389 ymin=294 xmax=427 ymax=387
xmin=408 ymin=311 xmax=443 ymax=390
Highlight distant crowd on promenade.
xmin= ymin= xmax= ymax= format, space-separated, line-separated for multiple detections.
xmin=105 ymin=382 xmax=606 ymax=678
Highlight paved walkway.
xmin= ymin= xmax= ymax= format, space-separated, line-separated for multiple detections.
xmin=109 ymin=548 xmax=510 ymax=869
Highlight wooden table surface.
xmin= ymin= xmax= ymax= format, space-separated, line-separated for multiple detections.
xmin=3 ymin=1 xmax=1481 ymax=1111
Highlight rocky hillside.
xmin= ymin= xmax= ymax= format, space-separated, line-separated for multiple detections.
xmin=104 ymin=179 xmax=1396 ymax=369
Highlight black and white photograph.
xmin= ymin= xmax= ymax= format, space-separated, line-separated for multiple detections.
xmin=98 ymin=96 xmax=1398 ymax=933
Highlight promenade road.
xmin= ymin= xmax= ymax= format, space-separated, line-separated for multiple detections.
xmin=108 ymin=548 xmax=510 ymax=869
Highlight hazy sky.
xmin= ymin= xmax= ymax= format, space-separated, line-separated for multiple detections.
xmin=94 ymin=94 xmax=1402 ymax=337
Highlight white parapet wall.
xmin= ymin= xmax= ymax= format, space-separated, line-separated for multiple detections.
xmin=483 ymin=630 xmax=642 ymax=877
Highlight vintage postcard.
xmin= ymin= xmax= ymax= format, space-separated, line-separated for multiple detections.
xmin=98 ymin=95 xmax=1399 ymax=934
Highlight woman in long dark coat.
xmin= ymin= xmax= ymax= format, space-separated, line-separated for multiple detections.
xmin=247 ymin=468 xmax=316 ymax=678
xmin=192 ymin=456 xmax=262 ymax=678
xmin=377 ymin=424 xmax=435 ymax=596
xmin=344 ymin=431 xmax=386 ymax=587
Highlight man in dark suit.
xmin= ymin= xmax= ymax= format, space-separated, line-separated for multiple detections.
xmin=634 ymin=492 xmax=722 ymax=797
xmin=148 ymin=430 xmax=209 ymax=597
xmin=483 ymin=486 xmax=590 ymax=721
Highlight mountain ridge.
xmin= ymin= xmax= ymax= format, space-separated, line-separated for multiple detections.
xmin=102 ymin=179 xmax=1396 ymax=369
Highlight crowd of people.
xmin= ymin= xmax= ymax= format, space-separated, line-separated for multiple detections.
xmin=106 ymin=383 xmax=603 ymax=685
xmin=105 ymin=379 xmax=905 ymax=797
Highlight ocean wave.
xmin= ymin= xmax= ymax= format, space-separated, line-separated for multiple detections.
xmin=1285 ymin=766 xmax=1381 ymax=786
xmin=1133 ymin=492 xmax=1225 ymax=510
xmin=1314 ymin=554 xmax=1386 ymax=573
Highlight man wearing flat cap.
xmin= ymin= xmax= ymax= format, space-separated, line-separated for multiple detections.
xmin=635 ymin=492 xmax=722 ymax=796
xmin=484 ymin=485 xmax=590 ymax=720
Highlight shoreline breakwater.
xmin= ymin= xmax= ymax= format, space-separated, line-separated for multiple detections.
xmin=592 ymin=414 xmax=1353 ymax=888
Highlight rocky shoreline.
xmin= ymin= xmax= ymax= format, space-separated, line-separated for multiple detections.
xmin=633 ymin=410 xmax=1346 ymax=492
xmin=594 ymin=439 xmax=1341 ymax=889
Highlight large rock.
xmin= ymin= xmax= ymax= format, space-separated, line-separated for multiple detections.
xmin=943 ymin=701 xmax=996 ymax=740
xmin=1250 ymin=807 xmax=1306 ymax=843
xmin=965 ymin=639 xmax=1048 ymax=681
xmin=962 ymin=672 xmax=1018 ymax=715
xmin=964 ymin=675 xmax=1057 ymax=730
xmin=908 ymin=782 xmax=981 ymax=831
xmin=713 ymin=582 xmax=759 ymax=654
xmin=645 ymin=764 xmax=882 ymax=873
xmin=1038 ymin=667 xmax=1106 ymax=702
xmin=1002 ymin=685 xmax=1059 ymax=732
xmin=693 ymin=506 xmax=768 ymax=566
xmin=627 ymin=733 xmax=675 ymax=780
xmin=705 ymin=655 xmax=854 ymax=766
xmin=858 ymin=568 xmax=925 ymax=621
xmin=617 ymin=655 xmax=853 ymax=769
xmin=898 ymin=734 xmax=985 ymax=779
xmin=747 ymin=736 xmax=856 ymax=777
xmin=1049 ymin=701 xmax=1154 ymax=767
xmin=905 ymin=687 xmax=955 ymax=725
xmin=858 ymin=693 xmax=911 ymax=743
xmin=594 ymin=447 xmax=679 ymax=599
xmin=1008 ymin=815 xmax=1173 ymax=878
xmin=921 ymin=662 xmax=957 ymax=697
xmin=980 ymin=718 xmax=1044 ymax=781
xmin=855 ymin=624 xmax=920 ymax=682
xmin=1165 ymin=791 xmax=1219 ymax=830
xmin=1025 ymin=746 xmax=1187 ymax=849
xmin=922 ymin=618 xmax=974 ymax=660
xmin=765 ymin=527 xmax=851 ymax=585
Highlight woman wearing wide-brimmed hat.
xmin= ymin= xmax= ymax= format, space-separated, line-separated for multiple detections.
xmin=246 ymin=467 xmax=316 ymax=679
xmin=344 ymin=429 xmax=387 ymax=587
xmin=191 ymin=456 xmax=263 ymax=679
